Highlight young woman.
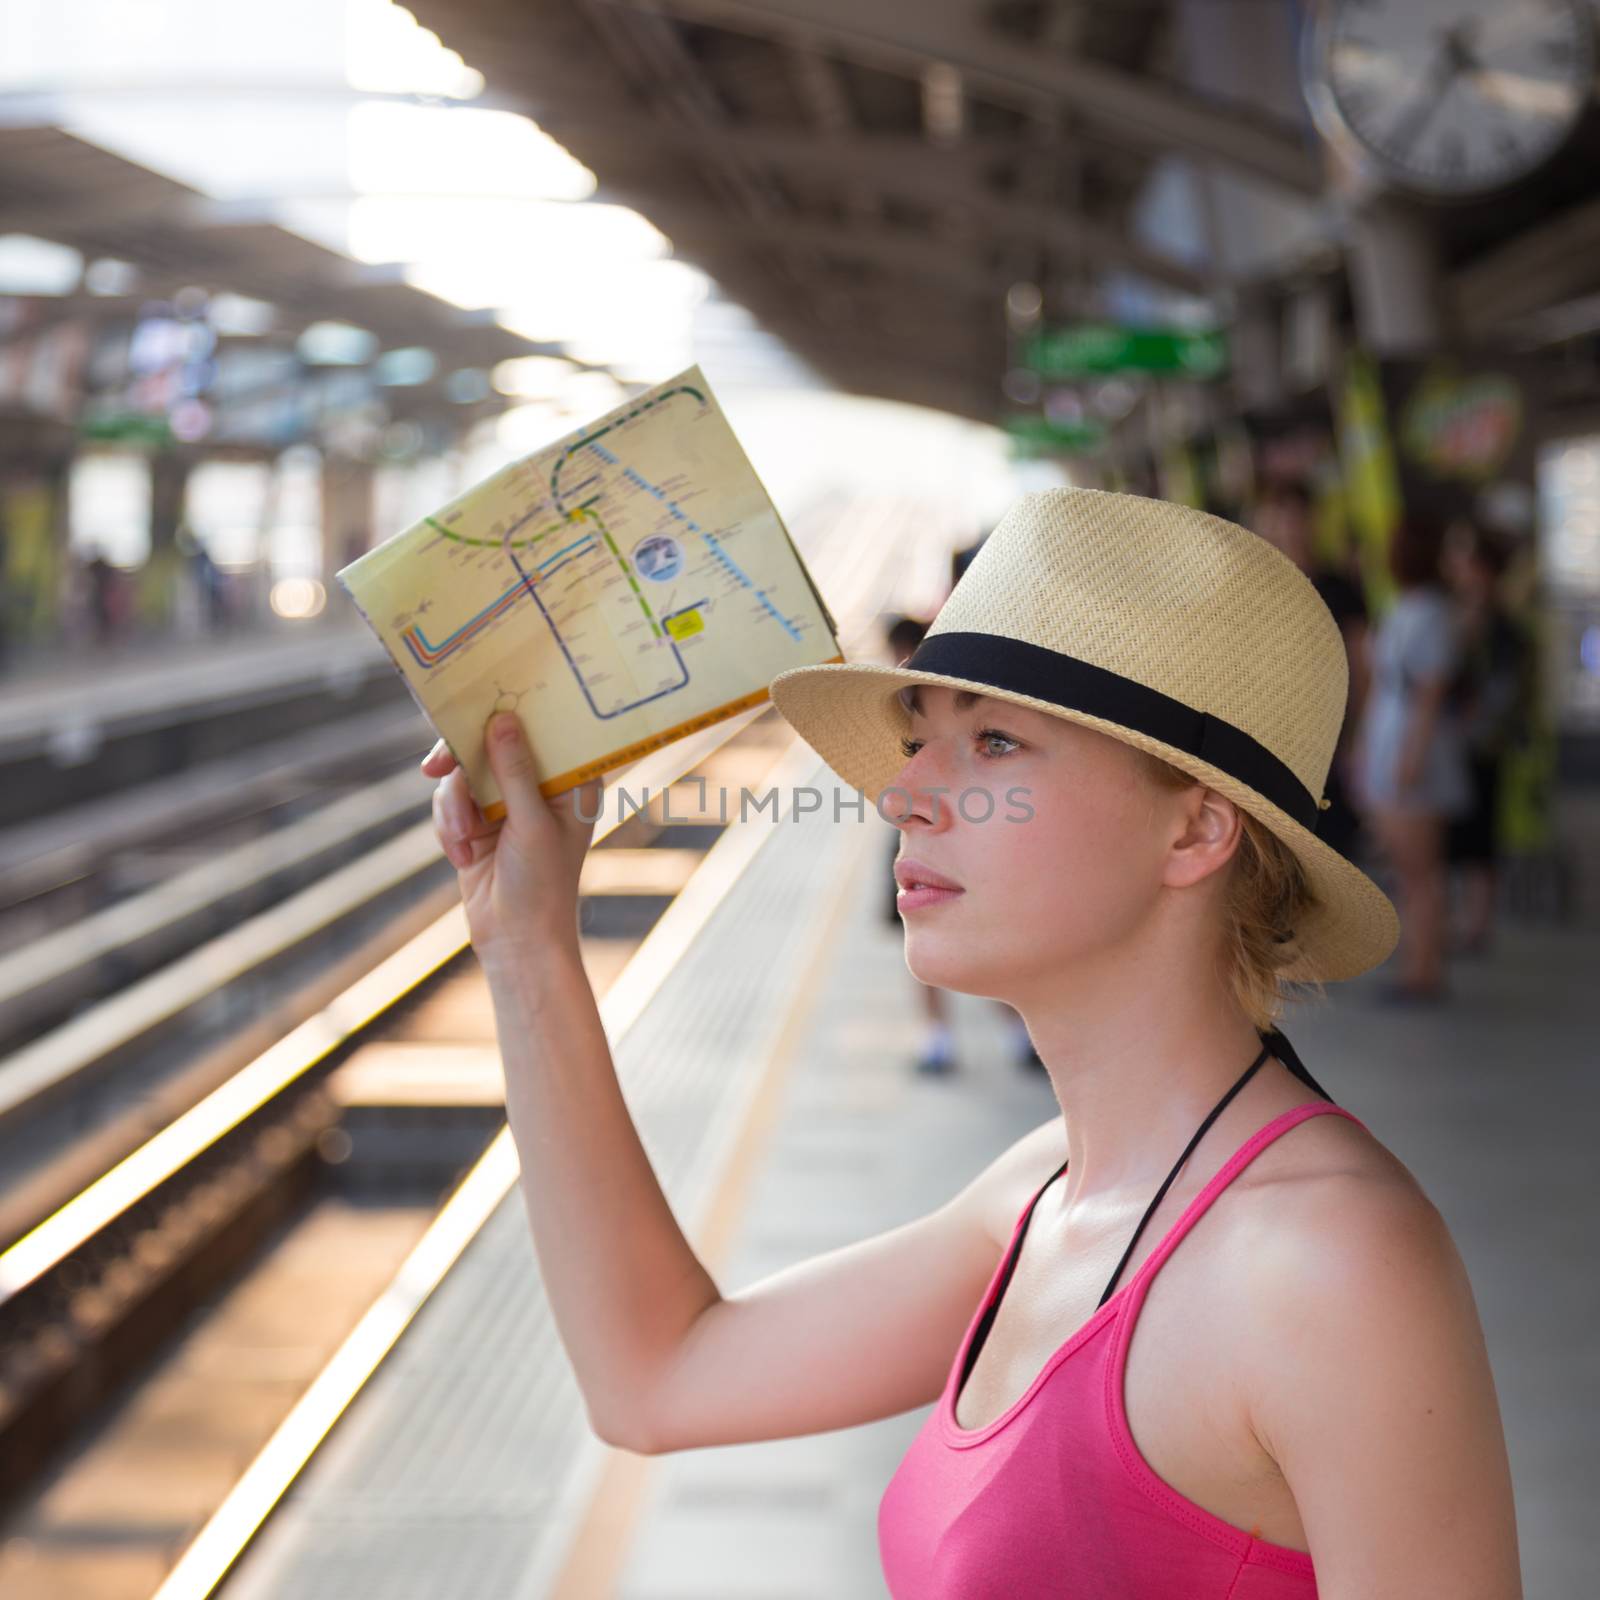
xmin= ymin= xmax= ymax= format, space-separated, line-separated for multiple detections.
xmin=1350 ymin=515 xmax=1473 ymax=1002
xmin=1441 ymin=521 xmax=1530 ymax=957
xmin=423 ymin=488 xmax=1521 ymax=1597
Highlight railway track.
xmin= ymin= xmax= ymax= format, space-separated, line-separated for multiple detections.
xmin=0 ymin=493 xmax=937 ymax=1600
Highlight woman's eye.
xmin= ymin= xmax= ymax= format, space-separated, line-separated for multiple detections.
xmin=898 ymin=730 xmax=1019 ymax=759
xmin=976 ymin=727 xmax=1021 ymax=757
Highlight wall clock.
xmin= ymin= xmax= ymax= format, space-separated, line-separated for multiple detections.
xmin=1303 ymin=0 xmax=1595 ymax=199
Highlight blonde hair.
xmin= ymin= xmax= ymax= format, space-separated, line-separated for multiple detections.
xmin=1131 ymin=748 xmax=1326 ymax=1032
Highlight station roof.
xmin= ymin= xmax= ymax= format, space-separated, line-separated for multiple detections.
xmin=0 ymin=125 xmax=538 ymax=373
xmin=8 ymin=6 xmax=1596 ymax=439
xmin=402 ymin=0 xmax=1331 ymax=421
xmin=405 ymin=0 xmax=1600 ymax=423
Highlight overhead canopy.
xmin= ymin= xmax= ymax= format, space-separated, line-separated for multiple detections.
xmin=10 ymin=4 xmax=1591 ymax=437
xmin=399 ymin=0 xmax=1317 ymax=421
xmin=0 ymin=124 xmax=541 ymax=430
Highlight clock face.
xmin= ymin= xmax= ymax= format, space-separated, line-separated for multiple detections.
xmin=1309 ymin=0 xmax=1595 ymax=198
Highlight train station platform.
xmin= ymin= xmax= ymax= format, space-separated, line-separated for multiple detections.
xmin=212 ymin=761 xmax=1597 ymax=1600
xmin=0 ymin=611 xmax=423 ymax=839
xmin=0 ymin=615 xmax=387 ymax=748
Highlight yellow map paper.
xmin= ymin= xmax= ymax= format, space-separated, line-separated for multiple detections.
xmin=337 ymin=366 xmax=841 ymax=820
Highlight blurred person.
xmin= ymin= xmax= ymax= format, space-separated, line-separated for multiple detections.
xmin=424 ymin=488 xmax=1518 ymax=1593
xmin=882 ymin=611 xmax=1042 ymax=1075
xmin=83 ymin=545 xmax=118 ymax=648
xmin=59 ymin=548 xmax=90 ymax=651
xmin=1253 ymin=481 xmax=1370 ymax=864
xmin=197 ymin=535 xmax=226 ymax=633
xmin=174 ymin=525 xmax=199 ymax=638
xmin=1441 ymin=522 xmax=1532 ymax=958
xmin=174 ymin=523 xmax=209 ymax=639
xmin=1350 ymin=515 xmax=1472 ymax=1003
xmin=134 ymin=539 xmax=183 ymax=638
xmin=0 ymin=517 xmax=10 ymax=672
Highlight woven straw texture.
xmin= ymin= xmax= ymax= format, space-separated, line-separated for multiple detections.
xmin=768 ymin=488 xmax=1399 ymax=983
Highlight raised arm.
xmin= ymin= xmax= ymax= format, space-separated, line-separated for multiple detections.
xmin=631 ymin=1115 xmax=1067 ymax=1454
xmin=428 ymin=712 xmax=1067 ymax=1457
xmin=489 ymin=943 xmax=1064 ymax=1455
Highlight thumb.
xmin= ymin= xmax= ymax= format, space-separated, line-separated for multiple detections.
xmin=484 ymin=711 xmax=546 ymax=829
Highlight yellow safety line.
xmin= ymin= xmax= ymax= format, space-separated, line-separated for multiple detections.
xmin=545 ymin=791 xmax=874 ymax=1599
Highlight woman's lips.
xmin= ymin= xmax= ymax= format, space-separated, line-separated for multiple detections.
xmin=897 ymin=883 xmax=965 ymax=912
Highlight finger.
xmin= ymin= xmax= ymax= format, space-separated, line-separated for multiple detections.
xmin=419 ymin=740 xmax=457 ymax=775
xmin=484 ymin=710 xmax=547 ymax=832
xmin=441 ymin=766 xmax=489 ymax=841
xmin=432 ymin=783 xmax=473 ymax=869
xmin=430 ymin=767 xmax=484 ymax=866
xmin=551 ymin=776 xmax=605 ymax=832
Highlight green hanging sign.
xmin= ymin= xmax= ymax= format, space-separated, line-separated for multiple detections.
xmin=1023 ymin=324 xmax=1228 ymax=379
xmin=78 ymin=411 xmax=174 ymax=447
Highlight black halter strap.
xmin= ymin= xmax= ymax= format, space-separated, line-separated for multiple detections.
xmin=957 ymin=1032 xmax=1335 ymax=1402
xmin=1095 ymin=1039 xmax=1270 ymax=1307
xmin=1259 ymin=1025 xmax=1334 ymax=1105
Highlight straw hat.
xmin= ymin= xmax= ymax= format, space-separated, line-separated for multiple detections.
xmin=768 ymin=487 xmax=1398 ymax=983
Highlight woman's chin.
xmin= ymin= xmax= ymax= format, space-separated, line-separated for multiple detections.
xmin=905 ymin=937 xmax=987 ymax=996
xmin=904 ymin=946 xmax=955 ymax=991
xmin=904 ymin=921 xmax=1042 ymax=1004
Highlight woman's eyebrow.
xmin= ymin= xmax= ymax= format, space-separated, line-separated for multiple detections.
xmin=902 ymin=685 xmax=984 ymax=717
xmin=901 ymin=691 xmax=1059 ymax=744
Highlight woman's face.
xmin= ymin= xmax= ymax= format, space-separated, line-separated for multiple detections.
xmin=885 ymin=683 xmax=1178 ymax=1002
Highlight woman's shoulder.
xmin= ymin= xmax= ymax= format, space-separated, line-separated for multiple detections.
xmin=1237 ymin=1096 xmax=1418 ymax=1194
xmin=1229 ymin=1103 xmax=1448 ymax=1283
xmin=1224 ymin=1108 xmax=1516 ymax=1588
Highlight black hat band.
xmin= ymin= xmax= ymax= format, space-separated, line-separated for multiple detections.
xmin=901 ymin=630 xmax=1324 ymax=834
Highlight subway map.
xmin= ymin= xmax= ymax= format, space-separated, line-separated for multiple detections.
xmin=337 ymin=366 xmax=841 ymax=819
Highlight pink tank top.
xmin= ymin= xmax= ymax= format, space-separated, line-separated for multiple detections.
xmin=879 ymin=1101 xmax=1366 ymax=1597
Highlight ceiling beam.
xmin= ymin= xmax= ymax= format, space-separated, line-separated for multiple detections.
xmin=635 ymin=181 xmax=1207 ymax=298
xmin=1451 ymin=193 xmax=1600 ymax=328
xmin=505 ymin=108 xmax=1204 ymax=295
xmin=592 ymin=0 xmax=1323 ymax=197
xmin=451 ymin=116 xmax=1186 ymax=287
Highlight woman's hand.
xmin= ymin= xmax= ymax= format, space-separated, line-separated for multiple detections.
xmin=422 ymin=713 xmax=604 ymax=969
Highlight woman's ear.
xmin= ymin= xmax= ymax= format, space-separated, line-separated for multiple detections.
xmin=1164 ymin=788 xmax=1243 ymax=889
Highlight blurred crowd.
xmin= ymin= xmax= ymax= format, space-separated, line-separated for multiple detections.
xmin=1252 ymin=483 xmax=1534 ymax=1004
xmin=884 ymin=486 xmax=1537 ymax=1075
xmin=4 ymin=527 xmax=247 ymax=671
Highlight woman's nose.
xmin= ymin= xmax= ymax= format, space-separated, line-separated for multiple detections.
xmin=884 ymin=751 xmax=955 ymax=830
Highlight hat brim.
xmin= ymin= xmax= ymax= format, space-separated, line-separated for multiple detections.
xmin=768 ymin=659 xmax=1399 ymax=984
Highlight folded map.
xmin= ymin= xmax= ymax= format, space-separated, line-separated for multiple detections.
xmin=337 ymin=366 xmax=842 ymax=821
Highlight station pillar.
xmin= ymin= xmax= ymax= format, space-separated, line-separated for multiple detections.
xmin=135 ymin=451 xmax=193 ymax=634
xmin=320 ymin=457 xmax=376 ymax=615
xmin=1344 ymin=199 xmax=1446 ymax=356
xmin=149 ymin=452 xmax=191 ymax=556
